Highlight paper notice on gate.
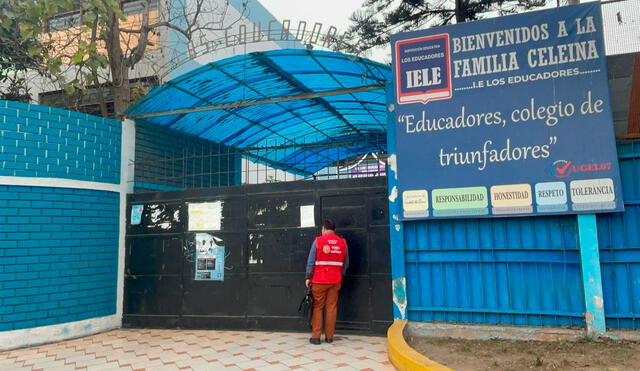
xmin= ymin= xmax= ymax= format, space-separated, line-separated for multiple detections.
xmin=188 ymin=201 xmax=222 ymax=231
xmin=130 ymin=204 xmax=144 ymax=225
xmin=300 ymin=205 xmax=315 ymax=228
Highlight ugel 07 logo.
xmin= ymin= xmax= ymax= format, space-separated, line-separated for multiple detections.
xmin=551 ymin=160 xmax=612 ymax=178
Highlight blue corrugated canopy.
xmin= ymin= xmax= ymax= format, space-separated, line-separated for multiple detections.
xmin=126 ymin=49 xmax=391 ymax=176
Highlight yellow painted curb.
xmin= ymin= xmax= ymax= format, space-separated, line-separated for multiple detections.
xmin=387 ymin=320 xmax=455 ymax=371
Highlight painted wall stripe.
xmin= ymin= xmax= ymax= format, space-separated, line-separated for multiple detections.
xmin=0 ymin=315 xmax=120 ymax=351
xmin=0 ymin=177 xmax=122 ymax=193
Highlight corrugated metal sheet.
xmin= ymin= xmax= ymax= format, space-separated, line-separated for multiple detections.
xmin=404 ymin=141 xmax=640 ymax=329
xmin=126 ymin=49 xmax=391 ymax=176
xmin=598 ymin=140 xmax=640 ymax=329
xmin=404 ymin=216 xmax=584 ymax=326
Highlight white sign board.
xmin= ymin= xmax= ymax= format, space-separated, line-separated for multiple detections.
xmin=300 ymin=205 xmax=315 ymax=228
xmin=188 ymin=201 xmax=222 ymax=231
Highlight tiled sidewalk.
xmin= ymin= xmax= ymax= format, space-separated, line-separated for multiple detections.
xmin=0 ymin=329 xmax=394 ymax=371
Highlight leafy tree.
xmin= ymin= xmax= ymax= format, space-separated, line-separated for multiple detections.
xmin=0 ymin=75 xmax=33 ymax=102
xmin=10 ymin=0 xmax=238 ymax=117
xmin=347 ymin=0 xmax=549 ymax=54
xmin=0 ymin=0 xmax=51 ymax=102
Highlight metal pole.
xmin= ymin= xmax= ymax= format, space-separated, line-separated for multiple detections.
xmin=385 ymin=82 xmax=408 ymax=321
xmin=577 ymin=214 xmax=606 ymax=337
xmin=126 ymin=84 xmax=385 ymax=119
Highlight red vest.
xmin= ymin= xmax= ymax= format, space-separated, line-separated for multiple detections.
xmin=311 ymin=232 xmax=347 ymax=284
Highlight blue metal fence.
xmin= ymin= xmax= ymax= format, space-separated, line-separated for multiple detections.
xmin=404 ymin=141 xmax=640 ymax=329
xmin=404 ymin=216 xmax=585 ymax=327
xmin=598 ymin=141 xmax=640 ymax=329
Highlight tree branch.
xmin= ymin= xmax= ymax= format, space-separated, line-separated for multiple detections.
xmin=126 ymin=0 xmax=150 ymax=67
xmin=148 ymin=21 xmax=189 ymax=36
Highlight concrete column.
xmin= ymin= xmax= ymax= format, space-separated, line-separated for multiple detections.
xmin=385 ymin=82 xmax=408 ymax=320
xmin=116 ymin=119 xmax=136 ymax=323
xmin=577 ymin=214 xmax=606 ymax=336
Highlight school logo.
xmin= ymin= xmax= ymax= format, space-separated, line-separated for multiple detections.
xmin=395 ymin=33 xmax=452 ymax=105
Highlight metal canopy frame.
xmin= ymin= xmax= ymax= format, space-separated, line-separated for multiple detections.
xmin=125 ymin=49 xmax=392 ymax=176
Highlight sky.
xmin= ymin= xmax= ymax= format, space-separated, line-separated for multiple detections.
xmin=259 ymin=0 xmax=364 ymax=32
xmin=259 ymin=0 xmax=390 ymax=61
xmin=258 ymin=0 xmax=639 ymax=61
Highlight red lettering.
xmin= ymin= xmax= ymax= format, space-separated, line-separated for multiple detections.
xmin=570 ymin=162 xmax=612 ymax=174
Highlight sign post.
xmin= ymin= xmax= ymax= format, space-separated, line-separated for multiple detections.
xmin=577 ymin=213 xmax=606 ymax=336
xmin=386 ymin=82 xmax=408 ymax=320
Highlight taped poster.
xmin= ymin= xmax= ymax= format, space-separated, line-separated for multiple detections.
xmin=130 ymin=205 xmax=144 ymax=225
xmin=195 ymin=233 xmax=225 ymax=281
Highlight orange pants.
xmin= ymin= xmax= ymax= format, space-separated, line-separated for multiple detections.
xmin=311 ymin=283 xmax=341 ymax=339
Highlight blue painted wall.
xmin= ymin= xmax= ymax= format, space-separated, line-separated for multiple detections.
xmin=0 ymin=100 xmax=122 ymax=333
xmin=0 ymin=186 xmax=119 ymax=331
xmin=402 ymin=141 xmax=640 ymax=329
xmin=0 ymin=100 xmax=121 ymax=184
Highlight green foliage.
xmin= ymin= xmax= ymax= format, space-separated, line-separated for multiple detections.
xmin=2 ymin=0 xmax=119 ymax=97
xmin=5 ymin=0 xmax=216 ymax=115
xmin=347 ymin=0 xmax=548 ymax=53
xmin=0 ymin=0 xmax=126 ymax=109
xmin=1 ymin=0 xmax=71 ymax=97
xmin=0 ymin=75 xmax=32 ymax=102
xmin=0 ymin=0 xmax=45 ymax=81
xmin=534 ymin=356 xmax=544 ymax=367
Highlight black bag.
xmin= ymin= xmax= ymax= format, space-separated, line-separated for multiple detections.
xmin=298 ymin=286 xmax=313 ymax=326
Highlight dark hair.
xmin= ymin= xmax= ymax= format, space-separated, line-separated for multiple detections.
xmin=323 ymin=219 xmax=336 ymax=231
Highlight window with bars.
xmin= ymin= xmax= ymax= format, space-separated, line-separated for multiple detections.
xmin=47 ymin=12 xmax=81 ymax=32
xmin=45 ymin=0 xmax=159 ymax=32
xmin=122 ymin=0 xmax=159 ymax=16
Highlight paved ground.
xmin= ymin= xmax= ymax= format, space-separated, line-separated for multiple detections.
xmin=0 ymin=329 xmax=394 ymax=371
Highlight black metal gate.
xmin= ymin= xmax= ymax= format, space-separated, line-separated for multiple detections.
xmin=123 ymin=177 xmax=392 ymax=335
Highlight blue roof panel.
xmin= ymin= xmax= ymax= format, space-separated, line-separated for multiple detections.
xmin=126 ymin=49 xmax=392 ymax=175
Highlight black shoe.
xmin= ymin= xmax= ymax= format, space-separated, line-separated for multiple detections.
xmin=309 ymin=338 xmax=321 ymax=345
xmin=325 ymin=338 xmax=333 ymax=343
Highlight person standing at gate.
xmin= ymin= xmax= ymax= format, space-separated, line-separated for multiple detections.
xmin=305 ymin=219 xmax=349 ymax=345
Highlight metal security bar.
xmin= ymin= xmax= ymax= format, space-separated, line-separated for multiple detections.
xmin=132 ymin=132 xmax=387 ymax=192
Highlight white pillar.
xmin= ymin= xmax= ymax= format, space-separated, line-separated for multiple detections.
xmin=116 ymin=119 xmax=136 ymax=323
